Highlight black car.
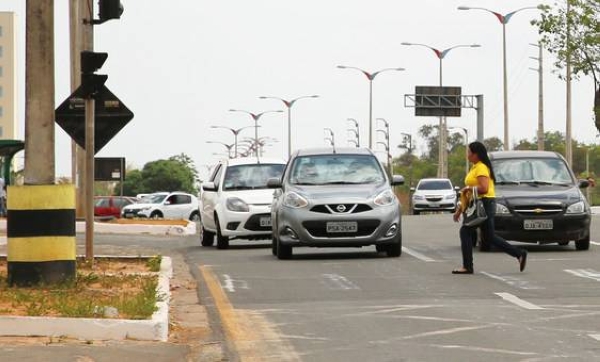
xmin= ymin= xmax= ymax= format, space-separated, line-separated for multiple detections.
xmin=480 ymin=150 xmax=591 ymax=251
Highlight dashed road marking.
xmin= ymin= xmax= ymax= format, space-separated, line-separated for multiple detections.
xmin=481 ymin=271 xmax=544 ymax=290
xmin=402 ymin=247 xmax=436 ymax=262
xmin=495 ymin=292 xmax=543 ymax=310
xmin=591 ymin=241 xmax=600 ymax=246
xmin=589 ymin=334 xmax=600 ymax=341
xmin=565 ymin=269 xmax=600 ymax=282
xmin=221 ymin=274 xmax=249 ymax=293
xmin=321 ymin=273 xmax=360 ymax=290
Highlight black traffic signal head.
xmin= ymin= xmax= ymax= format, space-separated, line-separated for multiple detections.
xmin=81 ymin=51 xmax=108 ymax=74
xmin=94 ymin=0 xmax=124 ymax=24
xmin=80 ymin=51 xmax=108 ymax=98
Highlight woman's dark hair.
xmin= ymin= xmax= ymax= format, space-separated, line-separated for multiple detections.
xmin=468 ymin=141 xmax=496 ymax=182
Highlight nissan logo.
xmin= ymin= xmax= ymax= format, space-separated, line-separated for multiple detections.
xmin=336 ymin=204 xmax=347 ymax=212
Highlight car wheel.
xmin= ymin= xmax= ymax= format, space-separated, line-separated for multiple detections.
xmin=386 ymin=233 xmax=402 ymax=257
xmin=215 ymin=215 xmax=229 ymax=250
xmin=271 ymin=237 xmax=278 ymax=256
xmin=276 ymin=238 xmax=292 ymax=260
xmin=575 ymin=236 xmax=590 ymax=251
xmin=150 ymin=211 xmax=163 ymax=219
xmin=189 ymin=211 xmax=200 ymax=222
xmin=200 ymin=226 xmax=215 ymax=247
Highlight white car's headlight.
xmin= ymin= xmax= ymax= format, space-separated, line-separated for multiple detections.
xmin=496 ymin=203 xmax=510 ymax=214
xmin=226 ymin=197 xmax=249 ymax=212
xmin=566 ymin=201 xmax=585 ymax=214
xmin=374 ymin=190 xmax=396 ymax=206
xmin=283 ymin=192 xmax=308 ymax=208
xmin=141 ymin=206 xmax=152 ymax=211
xmin=445 ymin=194 xmax=456 ymax=200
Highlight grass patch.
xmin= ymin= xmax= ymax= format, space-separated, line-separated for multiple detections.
xmin=0 ymin=256 xmax=163 ymax=319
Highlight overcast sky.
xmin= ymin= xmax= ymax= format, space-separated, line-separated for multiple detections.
xmin=5 ymin=0 xmax=598 ymax=179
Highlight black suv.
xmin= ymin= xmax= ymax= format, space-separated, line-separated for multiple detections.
xmin=481 ymin=150 xmax=591 ymax=251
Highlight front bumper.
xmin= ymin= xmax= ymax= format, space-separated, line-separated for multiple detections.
xmin=275 ymin=203 xmax=401 ymax=247
xmin=494 ymin=213 xmax=591 ymax=243
xmin=219 ymin=205 xmax=273 ymax=239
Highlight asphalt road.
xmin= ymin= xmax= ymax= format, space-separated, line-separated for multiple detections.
xmin=2 ymin=215 xmax=599 ymax=361
xmin=182 ymin=213 xmax=600 ymax=362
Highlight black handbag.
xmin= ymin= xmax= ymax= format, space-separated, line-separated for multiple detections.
xmin=463 ymin=187 xmax=487 ymax=227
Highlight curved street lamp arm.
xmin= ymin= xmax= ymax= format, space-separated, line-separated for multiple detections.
xmin=376 ymin=141 xmax=389 ymax=151
xmin=505 ymin=6 xmax=539 ymax=23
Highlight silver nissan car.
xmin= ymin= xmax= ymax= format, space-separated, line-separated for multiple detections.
xmin=268 ymin=147 xmax=405 ymax=259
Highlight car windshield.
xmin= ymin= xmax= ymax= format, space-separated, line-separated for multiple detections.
xmin=290 ymin=154 xmax=385 ymax=185
xmin=417 ymin=180 xmax=452 ymax=190
xmin=223 ymin=163 xmax=285 ymax=191
xmin=493 ymin=158 xmax=574 ymax=185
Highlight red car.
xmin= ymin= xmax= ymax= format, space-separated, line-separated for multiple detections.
xmin=94 ymin=196 xmax=138 ymax=219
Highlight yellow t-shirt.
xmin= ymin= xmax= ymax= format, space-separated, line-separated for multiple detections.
xmin=464 ymin=161 xmax=495 ymax=198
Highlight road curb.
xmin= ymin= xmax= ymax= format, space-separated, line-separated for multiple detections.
xmin=0 ymin=255 xmax=172 ymax=341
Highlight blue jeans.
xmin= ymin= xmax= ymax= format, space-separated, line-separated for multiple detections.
xmin=459 ymin=197 xmax=524 ymax=271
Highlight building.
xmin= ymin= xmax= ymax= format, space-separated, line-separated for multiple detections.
xmin=0 ymin=12 xmax=18 ymax=140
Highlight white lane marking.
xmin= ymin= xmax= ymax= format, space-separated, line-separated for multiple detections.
xmin=434 ymin=344 xmax=538 ymax=356
xmin=399 ymin=325 xmax=490 ymax=340
xmin=495 ymin=292 xmax=544 ymax=310
xmin=591 ymin=241 xmax=600 ymax=246
xmin=321 ymin=273 xmax=360 ymax=290
xmin=221 ymin=274 xmax=249 ymax=293
xmin=565 ymin=269 xmax=600 ymax=282
xmin=401 ymin=247 xmax=436 ymax=262
xmin=481 ymin=271 xmax=544 ymax=290
xmin=589 ymin=334 xmax=600 ymax=341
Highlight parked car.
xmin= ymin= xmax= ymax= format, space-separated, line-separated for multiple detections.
xmin=268 ymin=147 xmax=405 ymax=259
xmin=94 ymin=196 xmax=137 ymax=219
xmin=410 ymin=178 xmax=458 ymax=215
xmin=481 ymin=150 xmax=591 ymax=251
xmin=121 ymin=191 xmax=200 ymax=221
xmin=200 ymin=157 xmax=287 ymax=249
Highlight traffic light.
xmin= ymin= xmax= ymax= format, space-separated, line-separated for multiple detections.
xmin=93 ymin=0 xmax=124 ymax=24
xmin=80 ymin=51 xmax=108 ymax=98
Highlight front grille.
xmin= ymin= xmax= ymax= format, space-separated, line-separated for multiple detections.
xmin=513 ymin=205 xmax=563 ymax=216
xmin=244 ymin=213 xmax=271 ymax=231
xmin=302 ymin=219 xmax=380 ymax=237
xmin=310 ymin=204 xmax=373 ymax=214
xmin=425 ymin=196 xmax=443 ymax=202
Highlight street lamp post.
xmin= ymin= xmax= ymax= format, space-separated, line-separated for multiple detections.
xmin=324 ymin=128 xmax=335 ymax=147
xmin=458 ymin=5 xmax=538 ymax=150
xmin=401 ymin=42 xmax=480 ymax=178
xmin=449 ymin=126 xmax=469 ymax=176
xmin=229 ymin=109 xmax=283 ymax=156
xmin=337 ymin=65 xmax=405 ymax=149
xmin=347 ymin=118 xmax=360 ymax=147
xmin=210 ymin=125 xmax=257 ymax=158
xmin=259 ymin=95 xmax=319 ymax=159
xmin=376 ymin=118 xmax=392 ymax=177
xmin=206 ymin=141 xmax=235 ymax=159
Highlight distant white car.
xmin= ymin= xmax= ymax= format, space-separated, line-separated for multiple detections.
xmin=200 ymin=157 xmax=286 ymax=249
xmin=121 ymin=191 xmax=200 ymax=221
xmin=410 ymin=178 xmax=458 ymax=215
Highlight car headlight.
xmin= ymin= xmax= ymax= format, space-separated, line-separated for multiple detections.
xmin=566 ymin=201 xmax=585 ymax=214
xmin=283 ymin=192 xmax=309 ymax=209
xmin=444 ymin=194 xmax=456 ymax=200
xmin=141 ymin=206 xmax=152 ymax=211
xmin=374 ymin=190 xmax=396 ymax=206
xmin=496 ymin=203 xmax=510 ymax=214
xmin=226 ymin=197 xmax=249 ymax=212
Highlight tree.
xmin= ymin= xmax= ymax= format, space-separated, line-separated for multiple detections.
xmin=533 ymin=0 xmax=600 ymax=131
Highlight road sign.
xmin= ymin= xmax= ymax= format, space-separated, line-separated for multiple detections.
xmin=55 ymin=85 xmax=134 ymax=154
xmin=413 ymin=86 xmax=462 ymax=117
xmin=95 ymin=157 xmax=125 ymax=181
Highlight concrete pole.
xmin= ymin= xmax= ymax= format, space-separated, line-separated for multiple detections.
xmin=502 ymin=22 xmax=510 ymax=150
xmin=565 ymin=1 xmax=573 ymax=166
xmin=24 ymin=0 xmax=55 ymax=184
xmin=537 ymin=42 xmax=545 ymax=150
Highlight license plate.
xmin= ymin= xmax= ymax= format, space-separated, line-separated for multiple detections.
xmin=524 ymin=219 xmax=553 ymax=230
xmin=429 ymin=203 xmax=440 ymax=208
xmin=259 ymin=216 xmax=272 ymax=227
xmin=326 ymin=221 xmax=358 ymax=233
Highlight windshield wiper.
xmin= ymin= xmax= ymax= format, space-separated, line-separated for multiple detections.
xmin=321 ymin=181 xmax=361 ymax=185
xmin=520 ymin=180 xmax=569 ymax=186
xmin=496 ymin=180 xmax=520 ymax=185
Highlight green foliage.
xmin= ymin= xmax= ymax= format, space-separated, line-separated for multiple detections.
xmin=117 ymin=153 xmax=199 ymax=196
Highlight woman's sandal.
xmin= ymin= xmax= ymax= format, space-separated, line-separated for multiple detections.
xmin=452 ymin=268 xmax=473 ymax=274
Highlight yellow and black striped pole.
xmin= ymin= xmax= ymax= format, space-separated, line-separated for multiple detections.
xmin=7 ymin=184 xmax=76 ymax=286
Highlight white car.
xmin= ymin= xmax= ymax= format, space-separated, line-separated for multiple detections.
xmin=410 ymin=178 xmax=458 ymax=215
xmin=200 ymin=157 xmax=286 ymax=249
xmin=121 ymin=191 xmax=200 ymax=221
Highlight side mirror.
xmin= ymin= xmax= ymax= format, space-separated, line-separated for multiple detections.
xmin=267 ymin=177 xmax=282 ymax=189
xmin=202 ymin=181 xmax=217 ymax=192
xmin=578 ymin=179 xmax=590 ymax=188
xmin=391 ymin=175 xmax=405 ymax=186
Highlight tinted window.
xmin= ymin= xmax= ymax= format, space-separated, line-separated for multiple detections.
xmin=417 ymin=180 xmax=452 ymax=190
xmin=290 ymin=155 xmax=384 ymax=185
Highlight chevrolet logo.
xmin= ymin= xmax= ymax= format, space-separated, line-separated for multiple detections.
xmin=533 ymin=208 xmax=544 ymax=214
